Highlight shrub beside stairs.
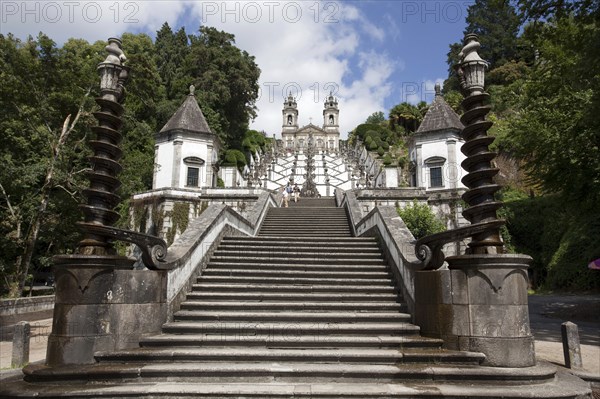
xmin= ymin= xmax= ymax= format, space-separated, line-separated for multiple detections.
xmin=4 ymin=198 xmax=592 ymax=398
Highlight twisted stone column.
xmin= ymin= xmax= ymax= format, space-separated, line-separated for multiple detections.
xmin=415 ymin=34 xmax=535 ymax=368
xmin=78 ymin=38 xmax=129 ymax=255
xmin=44 ymin=38 xmax=168 ymax=368
xmin=456 ymin=33 xmax=504 ymax=254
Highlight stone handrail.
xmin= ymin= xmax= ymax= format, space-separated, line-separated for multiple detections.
xmin=354 ymin=206 xmax=420 ymax=314
xmin=342 ymin=190 xmax=420 ymax=314
xmin=334 ymin=187 xmax=344 ymax=207
xmin=163 ymin=189 xmax=277 ymax=305
xmin=339 ymin=189 xmax=361 ymax=237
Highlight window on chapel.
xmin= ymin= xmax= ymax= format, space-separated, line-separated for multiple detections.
xmin=429 ymin=165 xmax=443 ymax=188
xmin=186 ymin=167 xmax=199 ymax=187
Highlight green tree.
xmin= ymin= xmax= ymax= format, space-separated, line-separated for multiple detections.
xmin=464 ymin=0 xmax=523 ymax=68
xmin=0 ymin=26 xmax=262 ymax=297
xmin=365 ymin=111 xmax=385 ymax=124
xmin=443 ymin=42 xmax=463 ymax=93
xmin=517 ymin=0 xmax=596 ymax=20
xmin=0 ymin=34 xmax=97 ymax=297
xmin=503 ymin=15 xmax=600 ymax=204
xmin=389 ymin=102 xmax=423 ymax=133
xmin=155 ymin=23 xmax=189 ymax=100
xmin=445 ymin=0 xmax=530 ymax=91
xmin=182 ymin=27 xmax=261 ymax=147
xmin=397 ymin=200 xmax=446 ymax=240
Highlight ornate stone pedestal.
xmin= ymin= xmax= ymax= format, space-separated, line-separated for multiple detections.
xmin=415 ymin=253 xmax=535 ymax=367
xmin=46 ymin=255 xmax=167 ymax=366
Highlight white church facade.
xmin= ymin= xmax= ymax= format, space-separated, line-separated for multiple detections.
xmin=281 ymin=92 xmax=340 ymax=151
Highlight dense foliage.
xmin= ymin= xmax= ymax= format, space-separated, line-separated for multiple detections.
xmin=446 ymin=0 xmax=600 ymax=291
xmin=351 ymin=0 xmax=600 ymax=291
xmin=0 ymin=24 xmax=261 ymax=297
xmin=397 ymin=201 xmax=447 ymax=240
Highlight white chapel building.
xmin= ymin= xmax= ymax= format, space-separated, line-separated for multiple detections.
xmin=152 ymin=86 xmax=220 ymax=190
xmin=409 ymin=84 xmax=467 ymax=190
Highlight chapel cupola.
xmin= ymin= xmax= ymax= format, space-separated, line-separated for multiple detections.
xmin=282 ymin=92 xmax=299 ymax=133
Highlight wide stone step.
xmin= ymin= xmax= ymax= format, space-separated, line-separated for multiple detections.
xmin=262 ymin=218 xmax=348 ymax=223
xmin=212 ymin=250 xmax=382 ymax=259
xmin=172 ymin=310 xmax=411 ymax=323
xmin=262 ymin=215 xmax=348 ymax=219
xmin=192 ymin=280 xmax=394 ymax=298
xmin=259 ymin=226 xmax=351 ymax=232
xmin=219 ymin=239 xmax=378 ymax=248
xmin=186 ymin=291 xmax=398 ymax=302
xmin=261 ymin=218 xmax=348 ymax=223
xmin=258 ymin=233 xmax=353 ymax=237
xmin=259 ymin=223 xmax=349 ymax=228
xmin=139 ymin=334 xmax=442 ymax=349
xmin=24 ymin=362 xmax=558 ymax=385
xmin=208 ymin=256 xmax=386 ymax=265
xmin=180 ymin=301 xmax=405 ymax=312
xmin=161 ymin=321 xmax=421 ymax=336
xmin=202 ymin=269 xmax=390 ymax=279
xmin=9 ymin=369 xmax=589 ymax=398
xmin=259 ymin=224 xmax=348 ymax=228
xmin=262 ymin=213 xmax=348 ymax=218
xmin=268 ymin=207 xmax=341 ymax=212
xmin=255 ymin=235 xmax=355 ymax=239
xmin=263 ymin=216 xmax=347 ymax=221
xmin=95 ymin=347 xmax=483 ymax=365
xmin=222 ymin=236 xmax=372 ymax=242
xmin=258 ymin=228 xmax=351 ymax=232
xmin=207 ymin=262 xmax=388 ymax=272
xmin=260 ymin=219 xmax=349 ymax=224
xmin=198 ymin=276 xmax=392 ymax=286
xmin=260 ymin=225 xmax=350 ymax=237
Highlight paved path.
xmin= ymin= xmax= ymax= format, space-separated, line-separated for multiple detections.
xmin=528 ymin=294 xmax=599 ymax=375
xmin=1 ymin=295 xmax=598 ymax=375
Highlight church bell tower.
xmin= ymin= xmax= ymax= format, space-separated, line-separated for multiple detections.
xmin=282 ymin=92 xmax=299 ymax=134
xmin=323 ymin=91 xmax=339 ymax=134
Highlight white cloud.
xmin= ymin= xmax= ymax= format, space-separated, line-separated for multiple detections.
xmin=0 ymin=1 xmax=186 ymax=43
xmin=180 ymin=1 xmax=398 ymax=138
xmin=1 ymin=0 xmax=401 ymax=138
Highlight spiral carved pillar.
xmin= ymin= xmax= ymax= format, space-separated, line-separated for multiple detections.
xmin=456 ymin=33 xmax=504 ymax=254
xmin=45 ymin=38 xmax=168 ymax=368
xmin=415 ymin=34 xmax=535 ymax=368
xmin=78 ymin=38 xmax=129 ymax=255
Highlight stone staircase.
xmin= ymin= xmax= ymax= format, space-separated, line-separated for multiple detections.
xmin=260 ymin=197 xmax=351 ymax=237
xmin=8 ymin=200 xmax=591 ymax=397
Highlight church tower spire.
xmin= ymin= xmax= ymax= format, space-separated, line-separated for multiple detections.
xmin=323 ymin=91 xmax=339 ymax=134
xmin=282 ymin=92 xmax=299 ymax=133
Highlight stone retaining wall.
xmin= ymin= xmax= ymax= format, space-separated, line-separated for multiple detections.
xmin=0 ymin=295 xmax=54 ymax=318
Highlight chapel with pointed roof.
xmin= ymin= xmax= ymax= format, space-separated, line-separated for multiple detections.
xmin=153 ymin=85 xmax=221 ymax=190
xmin=408 ymin=83 xmax=467 ymax=190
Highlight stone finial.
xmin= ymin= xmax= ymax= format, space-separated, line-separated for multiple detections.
xmin=458 ymin=33 xmax=488 ymax=95
xmin=189 ymin=85 xmax=196 ymax=95
xmin=458 ymin=34 xmax=485 ymax=63
xmin=103 ymin=38 xmax=126 ymax=65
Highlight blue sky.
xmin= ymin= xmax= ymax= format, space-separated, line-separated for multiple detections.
xmin=1 ymin=0 xmax=472 ymax=137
